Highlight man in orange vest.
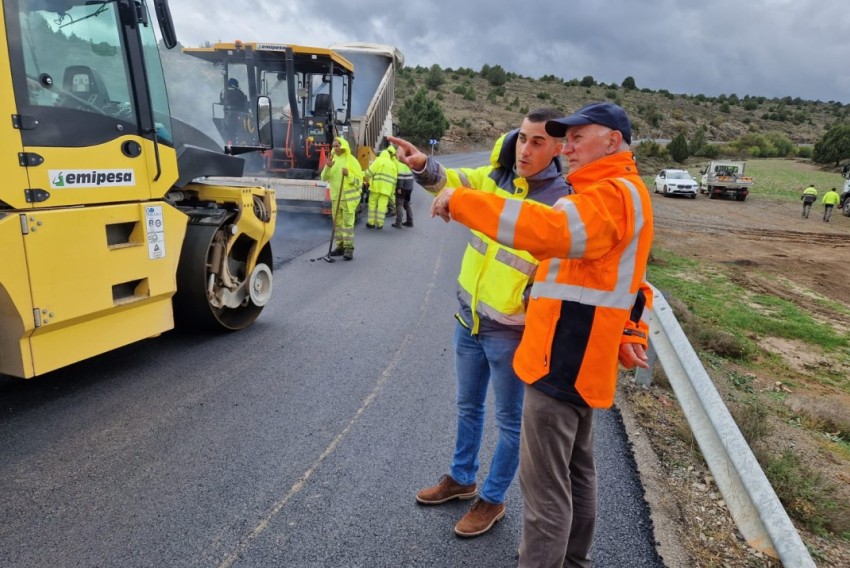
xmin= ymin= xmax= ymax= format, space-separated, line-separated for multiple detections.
xmin=431 ymin=102 xmax=654 ymax=568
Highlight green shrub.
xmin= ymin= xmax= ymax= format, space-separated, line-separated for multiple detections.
xmin=424 ymin=64 xmax=445 ymax=90
xmin=634 ymin=140 xmax=665 ymax=159
xmin=796 ymin=146 xmax=813 ymax=159
xmin=397 ymin=88 xmax=449 ymax=146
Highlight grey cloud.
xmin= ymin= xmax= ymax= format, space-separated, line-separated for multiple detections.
xmin=167 ymin=0 xmax=850 ymax=103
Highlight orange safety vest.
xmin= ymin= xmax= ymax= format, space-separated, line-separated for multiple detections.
xmin=448 ymin=151 xmax=654 ymax=408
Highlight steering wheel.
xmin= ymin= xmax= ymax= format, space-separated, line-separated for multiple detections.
xmin=54 ymin=88 xmax=109 ymax=115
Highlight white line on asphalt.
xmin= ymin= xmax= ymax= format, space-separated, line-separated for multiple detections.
xmin=217 ymin=242 xmax=446 ymax=568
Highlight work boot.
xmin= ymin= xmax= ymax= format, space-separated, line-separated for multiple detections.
xmin=329 ymin=246 xmax=344 ymax=257
xmin=366 ymin=223 xmax=375 ymax=229
xmin=454 ymin=498 xmax=506 ymax=538
xmin=391 ymin=222 xmax=402 ymax=228
xmin=343 ymin=249 xmax=353 ymax=261
xmin=416 ymin=474 xmax=477 ymax=505
xmin=402 ymin=220 xmax=413 ymax=227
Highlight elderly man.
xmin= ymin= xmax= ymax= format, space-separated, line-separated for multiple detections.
xmin=431 ymin=102 xmax=654 ymax=568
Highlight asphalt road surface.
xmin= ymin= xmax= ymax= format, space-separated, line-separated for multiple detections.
xmin=0 ymin=152 xmax=663 ymax=567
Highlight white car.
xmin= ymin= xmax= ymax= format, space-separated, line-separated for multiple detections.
xmin=654 ymin=169 xmax=698 ymax=198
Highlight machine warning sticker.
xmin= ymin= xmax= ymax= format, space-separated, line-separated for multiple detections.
xmin=145 ymin=205 xmax=166 ymax=259
xmin=48 ymin=169 xmax=135 ymax=189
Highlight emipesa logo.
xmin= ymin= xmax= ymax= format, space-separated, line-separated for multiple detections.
xmin=49 ymin=169 xmax=135 ymax=189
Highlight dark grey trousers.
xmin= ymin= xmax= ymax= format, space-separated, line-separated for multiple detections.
xmin=824 ymin=205 xmax=834 ymax=221
xmin=518 ymin=385 xmax=596 ymax=568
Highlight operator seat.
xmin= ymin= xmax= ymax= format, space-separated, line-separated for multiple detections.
xmin=313 ymin=93 xmax=331 ymax=116
xmin=63 ymin=65 xmax=110 ymax=108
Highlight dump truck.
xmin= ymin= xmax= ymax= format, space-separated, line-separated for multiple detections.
xmin=0 ymin=0 xmax=277 ymax=379
xmin=183 ymin=41 xmax=403 ymax=215
xmin=698 ymin=160 xmax=754 ymax=201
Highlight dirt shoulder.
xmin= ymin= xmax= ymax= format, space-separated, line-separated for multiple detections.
xmin=621 ymin=176 xmax=850 ymax=567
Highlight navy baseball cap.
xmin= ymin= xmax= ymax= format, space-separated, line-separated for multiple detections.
xmin=545 ymin=102 xmax=632 ymax=144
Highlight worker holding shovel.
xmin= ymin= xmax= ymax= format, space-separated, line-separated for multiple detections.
xmin=321 ymin=137 xmax=363 ymax=260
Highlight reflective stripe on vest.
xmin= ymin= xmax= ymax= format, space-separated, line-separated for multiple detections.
xmin=468 ymin=234 xmax=537 ymax=276
xmin=533 ymin=178 xmax=644 ymax=309
xmin=515 ymin=178 xmax=647 ymax=310
xmin=457 ymin=288 xmax=526 ymax=328
xmin=370 ymin=172 xmax=396 ymax=185
xmin=459 ymin=184 xmax=540 ymax=334
xmin=342 ymin=186 xmax=361 ymax=202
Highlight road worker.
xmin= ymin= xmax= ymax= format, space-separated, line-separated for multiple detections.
xmin=363 ymin=145 xmax=398 ymax=229
xmin=801 ymin=184 xmax=818 ymax=218
xmin=220 ymin=77 xmax=248 ymax=111
xmin=392 ymin=161 xmax=415 ymax=228
xmin=389 ymin=108 xmax=571 ymax=538
xmin=321 ymin=137 xmax=363 ymax=260
xmin=430 ymin=102 xmax=654 ymax=568
xmin=822 ymin=186 xmax=840 ymax=222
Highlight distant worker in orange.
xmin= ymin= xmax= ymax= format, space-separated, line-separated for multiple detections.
xmin=430 ymin=102 xmax=654 ymax=568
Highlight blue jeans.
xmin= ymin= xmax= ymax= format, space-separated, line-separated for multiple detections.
xmin=450 ymin=321 xmax=524 ymax=504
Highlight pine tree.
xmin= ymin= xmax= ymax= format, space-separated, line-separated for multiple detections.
xmin=398 ymin=88 xmax=449 ymax=147
xmin=668 ymin=132 xmax=690 ymax=163
xmin=424 ymin=64 xmax=445 ymax=91
xmin=813 ymin=124 xmax=850 ymax=166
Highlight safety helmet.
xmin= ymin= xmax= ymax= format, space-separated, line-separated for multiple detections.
xmin=228 ymin=78 xmax=239 ymax=88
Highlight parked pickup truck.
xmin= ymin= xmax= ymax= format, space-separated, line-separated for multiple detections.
xmin=699 ymin=160 xmax=754 ymax=201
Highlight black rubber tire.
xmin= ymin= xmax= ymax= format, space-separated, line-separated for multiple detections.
xmin=174 ymin=223 xmax=273 ymax=331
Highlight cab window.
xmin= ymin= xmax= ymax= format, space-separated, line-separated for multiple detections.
xmin=9 ymin=0 xmax=137 ymax=147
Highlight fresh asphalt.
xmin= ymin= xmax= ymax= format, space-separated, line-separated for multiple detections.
xmin=0 ymin=152 xmax=663 ymax=567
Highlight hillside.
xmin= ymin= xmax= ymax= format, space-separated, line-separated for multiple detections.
xmin=393 ymin=66 xmax=847 ymax=154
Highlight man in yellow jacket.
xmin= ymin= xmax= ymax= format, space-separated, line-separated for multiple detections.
xmin=390 ymin=108 xmax=571 ymax=538
xmin=431 ymin=102 xmax=654 ymax=568
xmin=321 ymin=137 xmax=363 ymax=260
xmin=801 ymin=184 xmax=818 ymax=218
xmin=363 ymin=145 xmax=398 ymax=229
xmin=822 ymin=186 xmax=840 ymax=222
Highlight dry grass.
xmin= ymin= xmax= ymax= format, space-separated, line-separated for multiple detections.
xmin=785 ymin=394 xmax=850 ymax=440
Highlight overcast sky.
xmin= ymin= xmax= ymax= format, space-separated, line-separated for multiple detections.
xmin=167 ymin=0 xmax=850 ymax=104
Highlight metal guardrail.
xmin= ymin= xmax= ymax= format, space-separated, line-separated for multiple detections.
xmin=635 ymin=286 xmax=815 ymax=567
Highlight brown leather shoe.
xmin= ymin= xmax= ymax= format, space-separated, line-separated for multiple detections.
xmin=454 ymin=498 xmax=506 ymax=537
xmin=416 ymin=474 xmax=477 ymax=505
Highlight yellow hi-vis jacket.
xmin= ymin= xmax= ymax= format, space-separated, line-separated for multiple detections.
xmin=414 ymin=131 xmax=570 ymax=337
xmin=447 ymin=151 xmax=654 ymax=408
xmin=802 ymin=186 xmax=818 ymax=203
xmin=321 ymin=137 xmax=363 ymax=214
xmin=364 ymin=147 xmax=398 ymax=196
xmin=822 ymin=190 xmax=840 ymax=206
